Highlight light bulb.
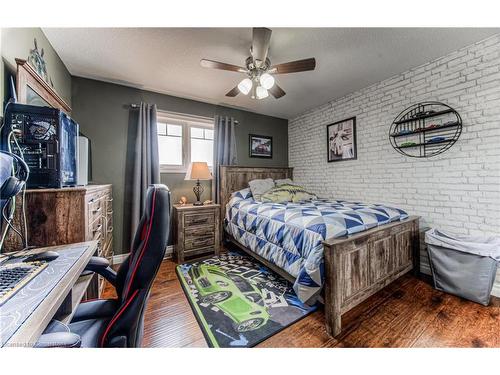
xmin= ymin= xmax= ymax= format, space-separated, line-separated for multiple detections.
xmin=237 ymin=78 xmax=252 ymax=95
xmin=256 ymin=85 xmax=269 ymax=99
xmin=259 ymin=73 xmax=275 ymax=90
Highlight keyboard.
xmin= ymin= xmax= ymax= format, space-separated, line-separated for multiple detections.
xmin=0 ymin=262 xmax=48 ymax=305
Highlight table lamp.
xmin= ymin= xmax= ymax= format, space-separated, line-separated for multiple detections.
xmin=184 ymin=162 xmax=212 ymax=206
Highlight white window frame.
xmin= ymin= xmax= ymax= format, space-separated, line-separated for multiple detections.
xmin=157 ymin=111 xmax=214 ymax=174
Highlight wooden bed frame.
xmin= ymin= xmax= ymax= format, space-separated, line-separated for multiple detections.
xmin=219 ymin=166 xmax=420 ymax=337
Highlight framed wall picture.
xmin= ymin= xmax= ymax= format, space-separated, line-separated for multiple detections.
xmin=249 ymin=134 xmax=273 ymax=158
xmin=327 ymin=117 xmax=357 ymax=162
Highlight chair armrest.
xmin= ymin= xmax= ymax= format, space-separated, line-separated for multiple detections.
xmin=34 ymin=332 xmax=81 ymax=348
xmin=84 ymin=256 xmax=117 ymax=286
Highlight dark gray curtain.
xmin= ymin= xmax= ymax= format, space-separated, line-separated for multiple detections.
xmin=213 ymin=115 xmax=237 ymax=203
xmin=130 ymin=103 xmax=160 ymax=244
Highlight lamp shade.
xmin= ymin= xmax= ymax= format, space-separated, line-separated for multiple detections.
xmin=256 ymin=85 xmax=269 ymax=99
xmin=237 ymin=78 xmax=252 ymax=95
xmin=259 ymin=73 xmax=275 ymax=90
xmin=184 ymin=162 xmax=212 ymax=180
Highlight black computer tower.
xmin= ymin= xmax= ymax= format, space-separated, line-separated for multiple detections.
xmin=1 ymin=103 xmax=79 ymax=188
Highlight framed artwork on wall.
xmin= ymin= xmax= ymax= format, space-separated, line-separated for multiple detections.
xmin=327 ymin=117 xmax=357 ymax=162
xmin=249 ymin=134 xmax=273 ymax=158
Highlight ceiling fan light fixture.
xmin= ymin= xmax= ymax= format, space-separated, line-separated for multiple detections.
xmin=237 ymin=78 xmax=252 ymax=95
xmin=259 ymin=73 xmax=275 ymax=90
xmin=203 ymin=28 xmax=314 ymax=100
xmin=256 ymin=85 xmax=269 ymax=99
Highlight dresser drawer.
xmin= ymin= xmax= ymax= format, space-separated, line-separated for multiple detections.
xmin=103 ymin=236 xmax=113 ymax=261
xmin=94 ymin=230 xmax=104 ymax=257
xmin=97 ymin=239 xmax=104 ymax=257
xmin=184 ymin=234 xmax=215 ymax=250
xmin=88 ymin=196 xmax=105 ymax=225
xmin=106 ymin=208 xmax=113 ymax=232
xmin=90 ymin=216 xmax=104 ymax=241
xmin=184 ymin=212 xmax=215 ymax=227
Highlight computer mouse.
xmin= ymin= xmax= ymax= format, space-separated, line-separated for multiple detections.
xmin=24 ymin=250 xmax=60 ymax=262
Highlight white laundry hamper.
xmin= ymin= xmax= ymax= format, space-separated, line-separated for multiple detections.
xmin=425 ymin=229 xmax=500 ymax=306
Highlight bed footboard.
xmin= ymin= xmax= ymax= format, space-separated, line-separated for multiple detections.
xmin=323 ymin=216 xmax=420 ymax=337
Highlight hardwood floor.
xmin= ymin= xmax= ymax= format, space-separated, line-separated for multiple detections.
xmin=102 ymin=260 xmax=500 ymax=348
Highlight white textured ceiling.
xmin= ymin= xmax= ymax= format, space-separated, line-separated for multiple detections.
xmin=43 ymin=28 xmax=498 ymax=119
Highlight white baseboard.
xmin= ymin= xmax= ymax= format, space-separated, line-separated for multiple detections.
xmin=112 ymin=245 xmax=173 ymax=265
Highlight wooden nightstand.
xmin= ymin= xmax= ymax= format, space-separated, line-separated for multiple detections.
xmin=173 ymin=204 xmax=221 ymax=263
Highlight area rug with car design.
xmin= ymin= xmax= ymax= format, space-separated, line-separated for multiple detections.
xmin=176 ymin=251 xmax=318 ymax=348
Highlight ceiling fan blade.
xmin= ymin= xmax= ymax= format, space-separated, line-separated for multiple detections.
xmin=251 ymin=28 xmax=272 ymax=67
xmin=269 ymin=58 xmax=316 ymax=74
xmin=200 ymin=59 xmax=246 ymax=73
xmin=269 ymin=84 xmax=286 ymax=99
xmin=225 ymin=86 xmax=240 ymax=97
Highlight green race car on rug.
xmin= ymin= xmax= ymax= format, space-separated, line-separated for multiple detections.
xmin=177 ymin=251 xmax=318 ymax=348
xmin=190 ymin=264 xmax=270 ymax=332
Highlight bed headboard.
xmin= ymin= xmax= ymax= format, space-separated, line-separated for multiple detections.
xmin=219 ymin=165 xmax=293 ymax=217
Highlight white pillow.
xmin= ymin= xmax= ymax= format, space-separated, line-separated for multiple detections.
xmin=248 ymin=178 xmax=275 ymax=201
xmin=275 ymin=178 xmax=294 ymax=186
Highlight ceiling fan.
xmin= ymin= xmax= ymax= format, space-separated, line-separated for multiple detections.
xmin=200 ymin=28 xmax=316 ymax=100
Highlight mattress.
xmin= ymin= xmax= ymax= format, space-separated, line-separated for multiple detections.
xmin=225 ymin=188 xmax=409 ymax=303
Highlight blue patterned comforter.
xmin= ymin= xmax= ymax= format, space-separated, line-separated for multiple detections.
xmin=225 ymin=189 xmax=409 ymax=303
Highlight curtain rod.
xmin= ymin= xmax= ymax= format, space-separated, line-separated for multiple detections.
xmin=129 ymin=104 xmax=239 ymax=124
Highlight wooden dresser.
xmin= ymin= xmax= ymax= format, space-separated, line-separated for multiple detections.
xmin=173 ymin=204 xmax=220 ymax=263
xmin=4 ymin=184 xmax=113 ymax=298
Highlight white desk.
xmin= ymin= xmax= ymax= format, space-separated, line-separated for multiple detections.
xmin=0 ymin=241 xmax=97 ymax=347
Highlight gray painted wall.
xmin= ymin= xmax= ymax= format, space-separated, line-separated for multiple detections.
xmin=71 ymin=77 xmax=288 ymax=254
xmin=1 ymin=28 xmax=72 ymax=107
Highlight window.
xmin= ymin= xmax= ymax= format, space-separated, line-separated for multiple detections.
xmin=190 ymin=127 xmax=214 ymax=168
xmin=157 ymin=112 xmax=214 ymax=173
xmin=157 ymin=123 xmax=183 ymax=166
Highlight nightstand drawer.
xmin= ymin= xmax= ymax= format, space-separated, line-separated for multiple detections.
xmin=185 ymin=234 xmax=215 ymax=250
xmin=185 ymin=225 xmax=214 ymax=238
xmin=184 ymin=212 xmax=215 ymax=227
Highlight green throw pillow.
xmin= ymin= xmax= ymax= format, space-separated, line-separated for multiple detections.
xmin=261 ymin=184 xmax=317 ymax=203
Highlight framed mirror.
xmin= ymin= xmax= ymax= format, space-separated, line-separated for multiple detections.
xmin=15 ymin=58 xmax=71 ymax=113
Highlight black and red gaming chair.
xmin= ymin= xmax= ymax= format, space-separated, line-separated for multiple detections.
xmin=36 ymin=184 xmax=171 ymax=348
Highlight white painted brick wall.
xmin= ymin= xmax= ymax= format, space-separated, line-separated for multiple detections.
xmin=289 ymin=34 xmax=500 ymax=297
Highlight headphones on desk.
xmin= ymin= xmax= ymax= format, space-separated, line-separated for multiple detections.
xmin=0 ymin=150 xmax=30 ymax=200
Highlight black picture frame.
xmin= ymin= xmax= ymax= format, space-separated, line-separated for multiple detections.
xmin=327 ymin=117 xmax=357 ymax=162
xmin=249 ymin=134 xmax=273 ymax=158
